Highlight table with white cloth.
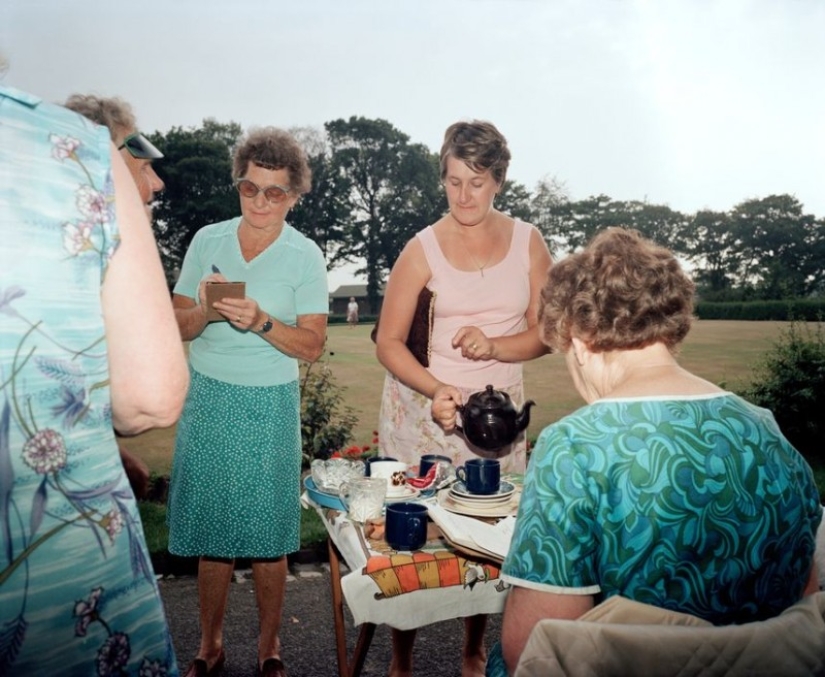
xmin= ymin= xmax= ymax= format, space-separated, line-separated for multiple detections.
xmin=301 ymin=482 xmax=515 ymax=677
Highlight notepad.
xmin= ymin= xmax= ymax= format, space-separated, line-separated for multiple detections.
xmin=204 ymin=281 xmax=245 ymax=321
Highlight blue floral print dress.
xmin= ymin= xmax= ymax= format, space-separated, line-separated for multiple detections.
xmin=0 ymin=85 xmax=178 ymax=676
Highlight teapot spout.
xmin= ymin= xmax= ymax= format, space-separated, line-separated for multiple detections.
xmin=516 ymin=400 xmax=536 ymax=433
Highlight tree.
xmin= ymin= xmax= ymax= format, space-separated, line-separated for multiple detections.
xmin=530 ymin=174 xmax=570 ymax=254
xmin=496 ymin=180 xmax=534 ymax=224
xmin=288 ymin=126 xmax=351 ymax=270
xmin=326 ymin=117 xmax=445 ymax=312
xmin=731 ymin=195 xmax=823 ymax=299
xmin=682 ymin=210 xmax=740 ymax=298
xmin=148 ymin=119 xmax=242 ymax=282
xmin=535 ymin=193 xmax=689 ymax=260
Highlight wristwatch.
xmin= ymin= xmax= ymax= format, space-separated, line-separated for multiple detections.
xmin=257 ymin=316 xmax=273 ymax=334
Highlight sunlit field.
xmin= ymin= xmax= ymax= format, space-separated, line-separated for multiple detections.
xmin=130 ymin=320 xmax=795 ymax=476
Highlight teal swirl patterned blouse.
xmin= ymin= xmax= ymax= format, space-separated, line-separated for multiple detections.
xmin=502 ymin=393 xmax=822 ymax=625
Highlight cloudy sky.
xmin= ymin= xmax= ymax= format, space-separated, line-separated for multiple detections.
xmin=3 ymin=0 xmax=824 ymax=288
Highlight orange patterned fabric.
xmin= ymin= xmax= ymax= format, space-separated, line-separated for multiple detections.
xmin=363 ymin=551 xmax=500 ymax=599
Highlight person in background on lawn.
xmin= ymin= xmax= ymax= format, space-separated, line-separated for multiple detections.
xmin=64 ymin=93 xmax=167 ymax=498
xmin=347 ymin=296 xmax=359 ymax=328
xmin=0 ymin=77 xmax=188 ymax=674
xmin=481 ymin=227 xmax=822 ymax=675
xmin=167 ymin=126 xmax=328 ymax=677
xmin=375 ymin=120 xmax=552 ymax=676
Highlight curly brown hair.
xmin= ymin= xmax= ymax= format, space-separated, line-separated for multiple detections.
xmin=539 ymin=228 xmax=695 ymax=354
xmin=63 ymin=94 xmax=136 ymax=143
xmin=439 ymin=120 xmax=511 ymax=185
xmin=232 ymin=127 xmax=311 ymax=195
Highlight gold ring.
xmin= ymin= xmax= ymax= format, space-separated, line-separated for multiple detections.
xmin=236 ymin=316 xmax=241 ymax=322
xmin=471 ymin=343 xmax=478 ymax=349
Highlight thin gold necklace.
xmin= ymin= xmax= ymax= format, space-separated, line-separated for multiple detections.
xmin=454 ymin=225 xmax=495 ymax=277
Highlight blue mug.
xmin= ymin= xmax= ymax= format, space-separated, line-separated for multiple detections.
xmin=385 ymin=502 xmax=428 ymax=551
xmin=456 ymin=458 xmax=500 ymax=495
xmin=419 ymin=454 xmax=451 ymax=477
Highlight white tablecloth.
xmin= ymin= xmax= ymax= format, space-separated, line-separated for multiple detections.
xmin=302 ymin=494 xmax=510 ymax=630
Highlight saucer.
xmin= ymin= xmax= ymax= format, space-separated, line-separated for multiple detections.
xmin=448 ymin=492 xmax=513 ymax=509
xmin=437 ymin=488 xmax=519 ymax=518
xmin=450 ymin=480 xmax=515 ymax=501
xmin=385 ymin=486 xmax=420 ymax=502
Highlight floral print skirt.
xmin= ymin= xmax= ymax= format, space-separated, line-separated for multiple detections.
xmin=377 ymin=372 xmax=527 ymax=474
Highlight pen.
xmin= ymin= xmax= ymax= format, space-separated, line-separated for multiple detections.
xmin=211 ymin=265 xmax=220 ymax=274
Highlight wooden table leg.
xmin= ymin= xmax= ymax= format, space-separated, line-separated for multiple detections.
xmin=327 ymin=537 xmax=377 ymax=677
xmin=349 ymin=622 xmax=376 ymax=677
xmin=327 ymin=537 xmax=350 ymax=677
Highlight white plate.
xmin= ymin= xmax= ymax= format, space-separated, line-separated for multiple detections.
xmin=448 ymin=492 xmax=513 ymax=509
xmin=385 ymin=486 xmax=420 ymax=502
xmin=450 ymin=480 xmax=516 ymax=501
xmin=437 ymin=488 xmax=519 ymax=518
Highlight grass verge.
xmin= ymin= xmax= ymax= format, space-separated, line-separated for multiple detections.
xmin=138 ymin=501 xmax=328 ymax=557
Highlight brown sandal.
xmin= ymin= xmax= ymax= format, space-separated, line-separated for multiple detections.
xmin=183 ymin=649 xmax=225 ymax=677
xmin=257 ymin=656 xmax=287 ymax=677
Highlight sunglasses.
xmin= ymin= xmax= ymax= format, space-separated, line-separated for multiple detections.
xmin=117 ymin=132 xmax=164 ymax=160
xmin=235 ymin=178 xmax=292 ymax=204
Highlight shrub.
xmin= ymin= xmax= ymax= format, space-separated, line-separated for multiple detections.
xmin=738 ymin=321 xmax=825 ymax=467
xmin=299 ymin=353 xmax=358 ymax=467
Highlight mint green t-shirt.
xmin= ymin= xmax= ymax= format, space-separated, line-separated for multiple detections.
xmin=174 ymin=217 xmax=328 ymax=386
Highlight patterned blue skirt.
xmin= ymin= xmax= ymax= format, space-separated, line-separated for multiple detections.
xmin=167 ymin=369 xmax=301 ymax=558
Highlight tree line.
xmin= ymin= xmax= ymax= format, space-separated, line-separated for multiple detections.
xmin=148 ymin=117 xmax=825 ymax=311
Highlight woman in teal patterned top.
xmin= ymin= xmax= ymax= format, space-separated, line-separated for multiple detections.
xmin=483 ymin=228 xmax=822 ymax=676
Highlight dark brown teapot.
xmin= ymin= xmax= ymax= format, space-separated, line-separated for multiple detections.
xmin=455 ymin=384 xmax=535 ymax=451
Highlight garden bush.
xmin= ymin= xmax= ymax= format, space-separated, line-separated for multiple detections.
xmin=299 ymin=354 xmax=358 ymax=467
xmin=738 ymin=321 xmax=825 ymax=468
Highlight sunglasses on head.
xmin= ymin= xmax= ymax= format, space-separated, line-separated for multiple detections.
xmin=234 ymin=178 xmax=292 ymax=204
xmin=117 ymin=132 xmax=164 ymax=160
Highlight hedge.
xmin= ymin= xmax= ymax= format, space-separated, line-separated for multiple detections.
xmin=696 ymin=300 xmax=825 ymax=321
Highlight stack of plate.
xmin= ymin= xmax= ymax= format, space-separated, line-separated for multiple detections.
xmin=448 ymin=480 xmax=516 ymax=508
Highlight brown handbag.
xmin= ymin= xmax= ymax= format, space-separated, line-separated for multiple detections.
xmin=371 ymin=287 xmax=436 ymax=367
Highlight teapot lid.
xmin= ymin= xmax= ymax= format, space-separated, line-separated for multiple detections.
xmin=470 ymin=384 xmax=510 ymax=409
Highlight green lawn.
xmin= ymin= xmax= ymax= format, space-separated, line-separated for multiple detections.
xmin=128 ymin=320 xmax=797 ymax=475
xmin=133 ymin=320 xmax=823 ymax=552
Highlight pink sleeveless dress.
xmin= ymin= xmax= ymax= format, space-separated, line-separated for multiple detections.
xmin=378 ymin=219 xmax=536 ymax=473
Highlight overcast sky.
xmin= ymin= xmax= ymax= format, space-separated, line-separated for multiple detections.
xmin=3 ymin=0 xmax=824 ymax=289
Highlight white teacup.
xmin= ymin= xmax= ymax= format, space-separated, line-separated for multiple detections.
xmin=368 ymin=460 xmax=409 ymax=496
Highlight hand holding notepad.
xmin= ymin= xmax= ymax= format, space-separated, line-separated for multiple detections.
xmin=204 ymin=281 xmax=246 ymax=322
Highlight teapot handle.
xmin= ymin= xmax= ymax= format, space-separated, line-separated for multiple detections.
xmin=453 ymin=405 xmax=466 ymax=438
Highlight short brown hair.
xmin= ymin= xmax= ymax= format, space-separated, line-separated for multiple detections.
xmin=64 ymin=94 xmax=136 ymax=142
xmin=232 ymin=127 xmax=311 ymax=195
xmin=439 ymin=120 xmax=511 ymax=185
xmin=539 ymin=228 xmax=695 ymax=354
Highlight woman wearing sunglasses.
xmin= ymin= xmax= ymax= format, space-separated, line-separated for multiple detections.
xmin=168 ymin=127 xmax=328 ymax=677
xmin=63 ymin=94 xmax=165 ymax=215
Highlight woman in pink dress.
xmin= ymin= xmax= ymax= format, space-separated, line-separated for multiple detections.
xmin=374 ymin=120 xmax=552 ymax=677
